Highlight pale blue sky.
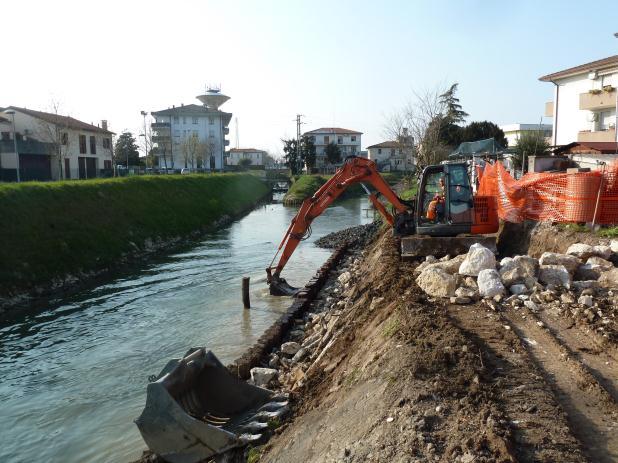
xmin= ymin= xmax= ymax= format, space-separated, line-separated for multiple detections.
xmin=2 ymin=0 xmax=617 ymax=155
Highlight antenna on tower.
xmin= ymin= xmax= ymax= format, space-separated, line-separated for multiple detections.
xmin=235 ymin=117 xmax=239 ymax=149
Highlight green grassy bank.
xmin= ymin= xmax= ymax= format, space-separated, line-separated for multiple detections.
xmin=283 ymin=172 xmax=406 ymax=205
xmin=0 ymin=174 xmax=270 ymax=297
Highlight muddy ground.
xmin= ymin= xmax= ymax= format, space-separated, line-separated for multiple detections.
xmin=257 ymin=229 xmax=618 ymax=463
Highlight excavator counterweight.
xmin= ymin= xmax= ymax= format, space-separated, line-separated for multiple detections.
xmin=267 ymin=156 xmax=499 ymax=294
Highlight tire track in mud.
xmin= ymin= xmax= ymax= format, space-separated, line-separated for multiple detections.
xmin=446 ymin=304 xmax=588 ymax=463
xmin=501 ymin=306 xmax=618 ymax=463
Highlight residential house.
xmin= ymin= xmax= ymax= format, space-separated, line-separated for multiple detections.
xmin=366 ymin=129 xmax=415 ymax=172
xmin=540 ymin=55 xmax=618 ymax=146
xmin=303 ymin=127 xmax=362 ymax=170
xmin=150 ymin=88 xmax=231 ymax=170
xmin=226 ymin=148 xmax=269 ymax=167
xmin=552 ymin=141 xmax=618 ymax=170
xmin=1 ymin=106 xmax=113 ymax=181
xmin=500 ymin=123 xmax=553 ymax=147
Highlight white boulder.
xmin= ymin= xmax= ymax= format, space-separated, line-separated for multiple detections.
xmin=610 ymin=240 xmax=618 ymax=254
xmin=539 ymin=252 xmax=580 ymax=274
xmin=538 ymin=265 xmax=571 ymax=288
xmin=250 ymin=367 xmax=278 ymax=387
xmin=455 ymin=286 xmax=478 ymax=298
xmin=586 ymin=256 xmax=614 ymax=271
xmin=477 ymin=269 xmax=505 ymax=298
xmin=578 ymin=295 xmax=594 ymax=307
xmin=338 ymin=272 xmax=352 ymax=285
xmin=566 ymin=243 xmax=612 ymax=260
xmin=416 ymin=267 xmax=457 ymax=297
xmin=459 ymin=244 xmax=496 ymax=276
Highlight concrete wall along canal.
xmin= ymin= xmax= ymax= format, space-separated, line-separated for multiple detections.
xmin=229 ymin=243 xmax=350 ymax=379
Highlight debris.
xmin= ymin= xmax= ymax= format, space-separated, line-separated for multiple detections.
xmin=459 ymin=243 xmax=496 ymax=276
xmin=539 ymin=252 xmax=581 ymax=274
xmin=538 ymin=265 xmax=571 ymax=288
xmin=251 ymin=367 xmax=279 ymax=387
xmin=416 ymin=267 xmax=457 ymax=297
xmin=477 ymin=269 xmax=505 ymax=298
xmin=281 ymin=342 xmax=301 ymax=356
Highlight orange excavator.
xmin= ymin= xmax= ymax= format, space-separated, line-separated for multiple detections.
xmin=267 ymin=156 xmax=499 ymax=295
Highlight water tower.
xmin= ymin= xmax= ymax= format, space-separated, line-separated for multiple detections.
xmin=196 ymin=85 xmax=230 ymax=110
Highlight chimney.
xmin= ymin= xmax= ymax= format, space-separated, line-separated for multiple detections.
xmin=101 ymin=120 xmax=108 ymax=131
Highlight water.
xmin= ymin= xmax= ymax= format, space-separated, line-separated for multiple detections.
xmin=0 ymin=196 xmax=372 ymax=463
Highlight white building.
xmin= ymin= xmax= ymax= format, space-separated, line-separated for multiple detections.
xmin=500 ymin=123 xmax=553 ymax=147
xmin=151 ymin=88 xmax=231 ymax=170
xmin=1 ymin=106 xmax=113 ymax=181
xmin=366 ymin=141 xmax=412 ymax=171
xmin=303 ymin=127 xmax=362 ymax=169
xmin=540 ymin=55 xmax=618 ymax=146
xmin=226 ymin=148 xmax=268 ymax=167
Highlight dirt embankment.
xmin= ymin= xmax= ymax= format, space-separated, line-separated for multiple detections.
xmin=258 ymin=227 xmax=618 ymax=463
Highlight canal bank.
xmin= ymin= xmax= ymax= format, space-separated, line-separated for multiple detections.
xmin=0 ymin=174 xmax=270 ymax=311
xmin=0 ymin=196 xmax=373 ymax=463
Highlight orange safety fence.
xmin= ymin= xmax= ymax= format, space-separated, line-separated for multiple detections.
xmin=477 ymin=161 xmax=618 ymax=225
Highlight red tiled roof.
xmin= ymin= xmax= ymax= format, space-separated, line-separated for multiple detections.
xmin=539 ymin=55 xmax=618 ymax=82
xmin=555 ymin=142 xmax=618 ymax=154
xmin=366 ymin=141 xmax=401 ymax=149
xmin=8 ymin=106 xmax=114 ymax=134
xmin=304 ymin=127 xmax=362 ymax=135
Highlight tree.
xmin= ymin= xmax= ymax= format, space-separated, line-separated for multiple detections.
xmin=35 ymin=100 xmax=71 ymax=180
xmin=114 ymin=131 xmax=140 ymax=167
xmin=440 ymin=83 xmax=468 ymax=125
xmin=513 ymin=130 xmax=550 ymax=171
xmin=238 ymin=158 xmax=253 ymax=170
xmin=324 ymin=142 xmax=342 ymax=165
xmin=181 ymin=133 xmax=200 ymax=168
xmin=282 ymin=138 xmax=300 ymax=174
xmin=460 ymin=121 xmax=508 ymax=148
xmin=302 ymin=136 xmax=316 ymax=169
xmin=384 ymin=85 xmax=451 ymax=169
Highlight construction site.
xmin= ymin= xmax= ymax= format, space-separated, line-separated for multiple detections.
xmin=127 ymin=154 xmax=618 ymax=463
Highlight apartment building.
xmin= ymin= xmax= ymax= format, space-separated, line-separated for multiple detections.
xmin=0 ymin=106 xmax=113 ymax=181
xmin=540 ymin=55 xmax=618 ymax=146
xmin=303 ymin=127 xmax=362 ymax=168
xmin=499 ymin=123 xmax=553 ymax=147
xmin=150 ymin=88 xmax=231 ymax=170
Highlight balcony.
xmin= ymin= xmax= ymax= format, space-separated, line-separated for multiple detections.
xmin=579 ymin=89 xmax=616 ymax=111
xmin=577 ymin=128 xmax=617 ymax=143
xmin=151 ymin=122 xmax=171 ymax=129
xmin=545 ymin=101 xmax=554 ymax=117
xmin=223 ymin=127 xmax=229 ymax=135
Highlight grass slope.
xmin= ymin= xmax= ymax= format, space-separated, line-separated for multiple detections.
xmin=0 ymin=174 xmax=269 ymax=295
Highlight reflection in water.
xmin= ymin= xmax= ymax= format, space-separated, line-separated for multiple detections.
xmin=0 ymin=196 xmax=371 ymax=463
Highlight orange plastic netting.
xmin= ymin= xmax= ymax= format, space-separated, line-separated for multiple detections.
xmin=477 ymin=162 xmax=618 ymax=224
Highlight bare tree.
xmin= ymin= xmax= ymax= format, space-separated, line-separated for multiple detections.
xmin=36 ymin=100 xmax=71 ymax=180
xmin=384 ymin=85 xmax=451 ymax=169
xmin=181 ymin=133 xmax=200 ymax=168
xmin=195 ymin=140 xmax=212 ymax=170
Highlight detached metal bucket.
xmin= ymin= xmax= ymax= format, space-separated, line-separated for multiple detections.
xmin=135 ymin=348 xmax=288 ymax=463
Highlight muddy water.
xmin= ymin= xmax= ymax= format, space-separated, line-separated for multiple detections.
xmin=0 ymin=196 xmax=373 ymax=463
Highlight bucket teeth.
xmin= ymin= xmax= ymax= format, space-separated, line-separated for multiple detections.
xmin=238 ymin=433 xmax=265 ymax=444
xmin=253 ymin=405 xmax=289 ymax=421
xmin=239 ymin=421 xmax=270 ymax=433
xmin=258 ymin=401 xmax=289 ymax=412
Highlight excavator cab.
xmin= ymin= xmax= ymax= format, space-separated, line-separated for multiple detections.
xmin=416 ymin=163 xmax=476 ymax=236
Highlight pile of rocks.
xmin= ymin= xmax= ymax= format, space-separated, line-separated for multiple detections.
xmin=315 ymin=222 xmax=380 ymax=249
xmin=249 ymin=254 xmax=365 ymax=390
xmin=415 ymin=241 xmax=618 ymax=333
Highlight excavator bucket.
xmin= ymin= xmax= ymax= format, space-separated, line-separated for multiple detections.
xmin=135 ymin=348 xmax=288 ymax=463
xmin=400 ymin=235 xmax=497 ymax=260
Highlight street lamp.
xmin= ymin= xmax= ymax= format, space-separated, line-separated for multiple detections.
xmin=141 ymin=110 xmax=149 ymax=167
xmin=4 ymin=110 xmax=20 ymax=182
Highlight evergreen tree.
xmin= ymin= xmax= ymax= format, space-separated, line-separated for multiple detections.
xmin=114 ymin=131 xmax=140 ymax=167
xmin=324 ymin=142 xmax=342 ymax=165
xmin=460 ymin=121 xmax=508 ymax=148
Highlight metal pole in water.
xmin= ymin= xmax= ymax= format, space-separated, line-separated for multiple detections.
xmin=242 ymin=277 xmax=250 ymax=309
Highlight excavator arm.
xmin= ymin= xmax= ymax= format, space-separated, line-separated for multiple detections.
xmin=267 ymin=156 xmax=410 ymax=294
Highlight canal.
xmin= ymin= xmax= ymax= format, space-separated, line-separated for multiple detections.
xmin=0 ymin=195 xmax=373 ymax=463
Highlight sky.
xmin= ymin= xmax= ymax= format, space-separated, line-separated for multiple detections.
xmin=2 ymin=0 xmax=618 ymax=158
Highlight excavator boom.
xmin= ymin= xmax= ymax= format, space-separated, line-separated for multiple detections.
xmin=266 ymin=156 xmax=410 ymax=294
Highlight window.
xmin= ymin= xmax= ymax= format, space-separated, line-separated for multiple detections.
xmin=102 ymin=137 xmax=110 ymax=149
xmin=209 ymin=117 xmax=214 ymax=125
xmin=79 ymin=135 xmax=87 ymax=154
xmin=391 ymin=149 xmax=395 ymax=155
xmin=1 ymin=132 xmax=9 ymax=141
xmin=183 ymin=117 xmax=187 ymax=124
xmin=209 ymin=129 xmax=215 ymax=138
xmin=324 ymin=135 xmax=330 ymax=144
xmin=90 ymin=135 xmax=96 ymax=154
xmin=61 ymin=132 xmax=68 ymax=145
xmin=350 ymin=146 xmax=356 ymax=154
xmin=192 ymin=117 xmax=198 ymax=124
xmin=351 ymin=136 xmax=356 ymax=142
xmin=173 ymin=116 xmax=179 ymax=124
xmin=378 ymin=148 xmax=382 ymax=154
xmin=337 ymin=136 xmax=343 ymax=144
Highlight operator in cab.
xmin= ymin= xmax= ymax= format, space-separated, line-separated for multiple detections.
xmin=426 ymin=177 xmax=445 ymax=222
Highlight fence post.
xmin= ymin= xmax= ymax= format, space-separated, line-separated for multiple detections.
xmin=242 ymin=277 xmax=250 ymax=309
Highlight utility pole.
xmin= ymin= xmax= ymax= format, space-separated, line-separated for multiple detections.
xmin=235 ymin=117 xmax=239 ymax=149
xmin=294 ymin=114 xmax=304 ymax=174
